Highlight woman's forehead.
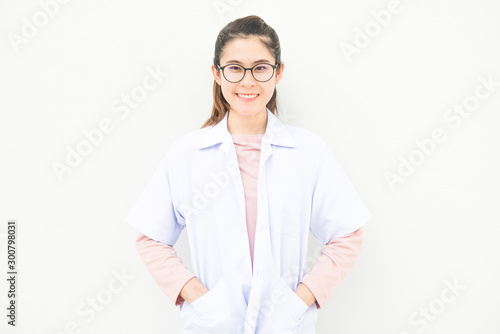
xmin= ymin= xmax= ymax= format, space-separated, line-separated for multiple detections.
xmin=220 ymin=37 xmax=275 ymax=65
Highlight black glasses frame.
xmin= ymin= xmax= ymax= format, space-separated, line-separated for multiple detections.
xmin=217 ymin=63 xmax=278 ymax=83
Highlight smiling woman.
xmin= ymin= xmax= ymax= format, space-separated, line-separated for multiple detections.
xmin=127 ymin=15 xmax=372 ymax=334
xmin=203 ymin=15 xmax=284 ymax=134
xmin=210 ymin=35 xmax=283 ymax=134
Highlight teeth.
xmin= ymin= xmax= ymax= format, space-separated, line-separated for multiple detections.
xmin=237 ymin=94 xmax=258 ymax=99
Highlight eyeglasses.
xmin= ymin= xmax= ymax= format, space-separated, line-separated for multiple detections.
xmin=218 ymin=63 xmax=278 ymax=83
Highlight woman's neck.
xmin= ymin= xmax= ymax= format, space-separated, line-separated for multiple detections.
xmin=227 ymin=108 xmax=267 ymax=135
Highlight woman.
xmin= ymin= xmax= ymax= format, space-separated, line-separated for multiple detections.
xmin=126 ymin=15 xmax=372 ymax=334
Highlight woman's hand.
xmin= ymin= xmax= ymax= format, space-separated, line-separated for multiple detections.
xmin=180 ymin=277 xmax=209 ymax=304
xmin=294 ymin=283 xmax=316 ymax=307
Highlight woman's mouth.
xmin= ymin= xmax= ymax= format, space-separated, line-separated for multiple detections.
xmin=236 ymin=93 xmax=259 ymax=101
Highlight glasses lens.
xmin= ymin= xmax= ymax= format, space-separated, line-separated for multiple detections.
xmin=223 ymin=65 xmax=244 ymax=82
xmin=253 ymin=64 xmax=274 ymax=82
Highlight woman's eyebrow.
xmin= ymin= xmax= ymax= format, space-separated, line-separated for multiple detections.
xmin=224 ymin=59 xmax=272 ymax=65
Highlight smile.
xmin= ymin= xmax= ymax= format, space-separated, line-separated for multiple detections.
xmin=236 ymin=93 xmax=259 ymax=100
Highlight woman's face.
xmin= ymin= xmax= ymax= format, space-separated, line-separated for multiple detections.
xmin=212 ymin=36 xmax=284 ymax=118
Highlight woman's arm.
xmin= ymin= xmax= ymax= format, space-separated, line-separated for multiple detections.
xmin=179 ymin=277 xmax=209 ymax=304
xmin=298 ymin=227 xmax=365 ymax=309
xmin=294 ymin=282 xmax=317 ymax=307
xmin=135 ymin=232 xmax=206 ymax=306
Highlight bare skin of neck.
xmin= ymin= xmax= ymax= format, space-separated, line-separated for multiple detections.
xmin=227 ymin=108 xmax=267 ymax=135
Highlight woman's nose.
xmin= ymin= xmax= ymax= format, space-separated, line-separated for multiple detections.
xmin=240 ymin=69 xmax=256 ymax=86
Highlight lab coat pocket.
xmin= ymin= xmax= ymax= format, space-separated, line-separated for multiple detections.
xmin=258 ymin=277 xmax=310 ymax=334
xmin=279 ymin=277 xmax=310 ymax=325
xmin=189 ymin=275 xmax=244 ymax=333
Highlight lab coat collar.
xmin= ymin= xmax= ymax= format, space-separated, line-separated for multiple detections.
xmin=197 ymin=108 xmax=297 ymax=150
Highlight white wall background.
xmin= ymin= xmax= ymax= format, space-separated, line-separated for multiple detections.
xmin=1 ymin=0 xmax=499 ymax=333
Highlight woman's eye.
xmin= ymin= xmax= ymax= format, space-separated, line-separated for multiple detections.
xmin=255 ymin=66 xmax=268 ymax=72
xmin=228 ymin=66 xmax=242 ymax=72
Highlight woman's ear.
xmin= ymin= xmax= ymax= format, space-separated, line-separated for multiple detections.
xmin=275 ymin=62 xmax=285 ymax=84
xmin=211 ymin=64 xmax=222 ymax=85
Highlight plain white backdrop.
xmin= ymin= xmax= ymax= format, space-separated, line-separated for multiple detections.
xmin=1 ymin=0 xmax=499 ymax=333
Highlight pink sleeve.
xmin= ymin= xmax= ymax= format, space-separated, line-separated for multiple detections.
xmin=300 ymin=227 xmax=365 ymax=309
xmin=135 ymin=232 xmax=197 ymax=306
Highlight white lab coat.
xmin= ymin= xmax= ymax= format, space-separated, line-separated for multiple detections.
xmin=126 ymin=109 xmax=372 ymax=334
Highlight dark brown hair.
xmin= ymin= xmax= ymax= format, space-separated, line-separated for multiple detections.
xmin=201 ymin=15 xmax=282 ymax=128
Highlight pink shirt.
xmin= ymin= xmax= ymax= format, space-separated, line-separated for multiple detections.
xmin=231 ymin=134 xmax=263 ymax=270
xmin=134 ymin=133 xmax=364 ymax=310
